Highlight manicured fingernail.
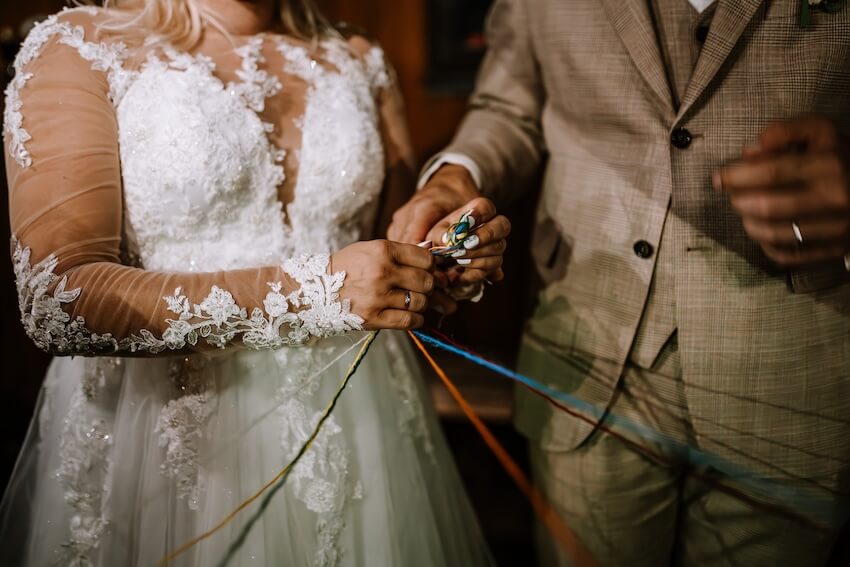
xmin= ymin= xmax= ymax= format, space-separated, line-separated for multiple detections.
xmin=463 ymin=235 xmax=480 ymax=249
xmin=441 ymin=232 xmax=449 ymax=244
xmin=712 ymin=172 xmax=723 ymax=192
xmin=456 ymin=258 xmax=472 ymax=265
xmin=451 ymin=249 xmax=467 ymax=258
xmin=417 ymin=240 xmax=432 ymax=248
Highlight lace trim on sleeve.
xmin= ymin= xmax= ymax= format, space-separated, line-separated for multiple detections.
xmin=12 ymin=239 xmax=363 ymax=355
xmin=3 ymin=8 xmax=132 ymax=169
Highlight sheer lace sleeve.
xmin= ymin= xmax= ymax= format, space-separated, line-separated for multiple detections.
xmin=348 ymin=36 xmax=417 ymax=237
xmin=5 ymin=11 xmax=362 ymax=356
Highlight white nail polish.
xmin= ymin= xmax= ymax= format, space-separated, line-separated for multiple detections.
xmin=417 ymin=240 xmax=432 ymax=248
xmin=463 ymin=235 xmax=480 ymax=249
xmin=451 ymin=249 xmax=467 ymax=258
xmin=441 ymin=232 xmax=449 ymax=244
xmin=456 ymin=258 xmax=472 ymax=265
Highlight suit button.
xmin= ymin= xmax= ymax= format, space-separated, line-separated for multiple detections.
xmin=633 ymin=240 xmax=654 ymax=259
xmin=671 ymin=127 xmax=692 ymax=149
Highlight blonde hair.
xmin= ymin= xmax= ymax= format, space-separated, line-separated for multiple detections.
xmin=73 ymin=0 xmax=332 ymax=49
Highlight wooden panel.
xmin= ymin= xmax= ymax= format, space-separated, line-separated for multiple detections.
xmin=321 ymin=0 xmax=469 ymax=160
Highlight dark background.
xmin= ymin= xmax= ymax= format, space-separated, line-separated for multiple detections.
xmin=0 ymin=1 xmax=538 ymax=564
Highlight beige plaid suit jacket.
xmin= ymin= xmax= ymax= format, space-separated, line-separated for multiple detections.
xmin=438 ymin=0 xmax=850 ymax=514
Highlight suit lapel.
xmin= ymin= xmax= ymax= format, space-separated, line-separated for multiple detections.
xmin=599 ymin=0 xmax=674 ymax=117
xmin=677 ymin=0 xmax=765 ymax=119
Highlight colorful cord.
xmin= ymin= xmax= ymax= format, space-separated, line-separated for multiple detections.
xmin=412 ymin=329 xmax=844 ymax=531
xmin=154 ymin=331 xmax=380 ymax=567
xmin=408 ymin=331 xmax=598 ymax=566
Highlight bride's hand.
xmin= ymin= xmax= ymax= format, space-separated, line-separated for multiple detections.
xmin=331 ymin=240 xmax=436 ymax=330
xmin=426 ymin=197 xmax=511 ymax=291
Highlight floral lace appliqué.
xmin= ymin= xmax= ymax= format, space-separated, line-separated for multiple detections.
xmin=56 ymin=389 xmax=113 ymax=566
xmin=156 ymin=391 xmax=213 ymax=511
xmin=277 ymin=353 xmax=358 ymax=567
xmin=13 ymin=240 xmax=121 ymax=355
xmin=3 ymin=8 xmax=131 ymax=169
xmin=385 ymin=335 xmax=435 ymax=460
xmin=12 ymin=239 xmax=362 ymax=355
xmin=227 ymin=35 xmax=282 ymax=113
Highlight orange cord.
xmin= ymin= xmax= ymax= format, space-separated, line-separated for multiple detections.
xmin=408 ymin=331 xmax=598 ymax=567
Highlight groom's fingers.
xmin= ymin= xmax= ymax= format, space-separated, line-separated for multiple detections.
xmin=390 ymin=200 xmax=450 ymax=244
xmin=428 ymin=289 xmax=458 ymax=316
xmin=374 ymin=309 xmax=425 ymax=330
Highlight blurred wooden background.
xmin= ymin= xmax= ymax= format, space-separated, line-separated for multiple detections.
xmin=0 ymin=1 xmax=536 ymax=563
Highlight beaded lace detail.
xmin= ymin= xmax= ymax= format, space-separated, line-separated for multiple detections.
xmin=55 ymin=358 xmax=120 ymax=566
xmin=275 ymin=347 xmax=360 ymax=566
xmin=156 ymin=391 xmax=213 ymax=511
xmin=12 ymin=240 xmax=363 ymax=355
xmin=386 ymin=335 xmax=436 ymax=459
xmin=227 ymin=35 xmax=282 ymax=112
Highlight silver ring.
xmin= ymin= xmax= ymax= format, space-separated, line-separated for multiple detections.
xmin=791 ymin=221 xmax=804 ymax=245
xmin=404 ymin=290 xmax=412 ymax=309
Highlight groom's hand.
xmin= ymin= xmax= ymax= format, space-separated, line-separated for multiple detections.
xmin=388 ymin=165 xmax=480 ymax=245
xmin=715 ymin=116 xmax=850 ymax=267
xmin=389 ymin=165 xmax=510 ymax=289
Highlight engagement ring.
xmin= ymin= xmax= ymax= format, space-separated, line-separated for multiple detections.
xmin=791 ymin=221 xmax=804 ymax=245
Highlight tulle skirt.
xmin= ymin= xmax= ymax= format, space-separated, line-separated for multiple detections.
xmin=0 ymin=331 xmax=493 ymax=566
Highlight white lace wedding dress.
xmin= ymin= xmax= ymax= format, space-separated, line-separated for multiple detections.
xmin=0 ymin=7 xmax=492 ymax=566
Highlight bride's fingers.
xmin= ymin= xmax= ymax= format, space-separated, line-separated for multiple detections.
xmin=386 ymin=289 xmax=429 ymax=313
xmin=373 ymin=309 xmax=425 ymax=330
xmin=452 ymin=265 xmax=505 ymax=285
xmin=451 ymin=239 xmax=507 ymax=260
xmin=467 ymin=215 xmax=511 ymax=248
xmin=429 ymin=289 xmax=458 ymax=316
xmin=425 ymin=197 xmax=498 ymax=245
xmin=454 ymin=255 xmax=503 ymax=273
xmin=390 ymin=267 xmax=435 ymax=294
xmin=448 ymin=267 xmax=489 ymax=286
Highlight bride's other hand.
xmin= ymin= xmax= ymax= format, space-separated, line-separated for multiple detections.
xmin=428 ymin=198 xmax=511 ymax=289
xmin=332 ymin=240 xmax=436 ymax=330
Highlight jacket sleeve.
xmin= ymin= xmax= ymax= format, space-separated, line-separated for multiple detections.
xmin=438 ymin=0 xmax=546 ymax=204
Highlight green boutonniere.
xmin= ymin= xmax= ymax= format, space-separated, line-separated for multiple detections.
xmin=801 ymin=0 xmax=847 ymax=27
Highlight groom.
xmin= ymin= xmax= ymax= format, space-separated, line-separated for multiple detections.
xmin=390 ymin=0 xmax=850 ymax=565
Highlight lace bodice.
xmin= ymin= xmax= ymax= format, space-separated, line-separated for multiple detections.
xmin=118 ymin=36 xmax=385 ymax=272
xmin=5 ymin=7 xmax=412 ymax=355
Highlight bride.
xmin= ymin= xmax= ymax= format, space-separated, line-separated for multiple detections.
xmin=0 ymin=0 xmax=510 ymax=565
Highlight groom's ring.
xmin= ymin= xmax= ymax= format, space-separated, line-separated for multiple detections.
xmin=404 ymin=290 xmax=412 ymax=309
xmin=792 ymin=221 xmax=804 ymax=246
